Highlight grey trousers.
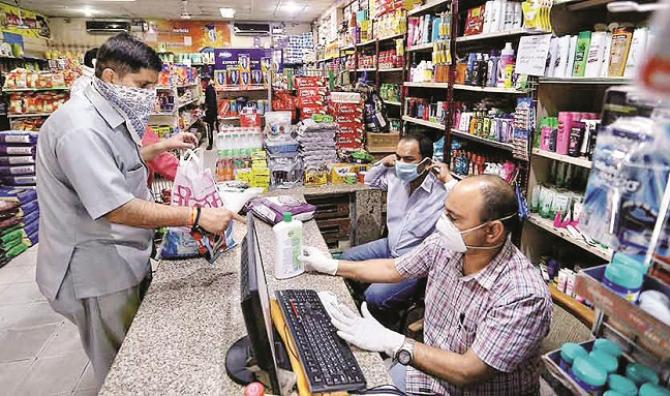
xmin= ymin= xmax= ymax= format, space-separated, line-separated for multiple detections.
xmin=49 ymin=270 xmax=151 ymax=389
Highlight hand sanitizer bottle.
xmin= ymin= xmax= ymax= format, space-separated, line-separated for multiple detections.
xmin=273 ymin=212 xmax=304 ymax=279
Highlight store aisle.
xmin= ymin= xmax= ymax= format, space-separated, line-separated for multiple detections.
xmin=0 ymin=246 xmax=96 ymax=396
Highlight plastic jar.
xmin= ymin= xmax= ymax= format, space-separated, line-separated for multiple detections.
xmin=572 ymin=356 xmax=608 ymax=394
xmin=608 ymin=374 xmax=638 ymax=396
xmin=603 ymin=263 xmax=643 ymax=302
xmin=590 ymin=350 xmax=619 ymax=374
xmin=640 ymin=383 xmax=670 ymax=396
xmin=593 ymin=338 xmax=624 ymax=359
xmin=560 ymin=343 xmax=588 ymax=371
xmin=626 ymin=363 xmax=660 ymax=386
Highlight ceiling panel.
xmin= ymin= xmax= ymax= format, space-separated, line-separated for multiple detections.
xmin=17 ymin=0 xmax=328 ymax=22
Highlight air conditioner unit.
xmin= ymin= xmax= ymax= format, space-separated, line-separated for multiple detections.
xmin=85 ymin=20 xmax=131 ymax=34
xmin=233 ymin=23 xmax=270 ymax=36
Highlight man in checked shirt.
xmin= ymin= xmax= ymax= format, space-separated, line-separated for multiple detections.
xmin=302 ymin=175 xmax=553 ymax=395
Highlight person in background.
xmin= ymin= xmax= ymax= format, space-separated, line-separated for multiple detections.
xmin=36 ymin=33 xmax=243 ymax=389
xmin=70 ymin=47 xmax=98 ymax=97
xmin=341 ymin=133 xmax=455 ymax=326
xmin=302 ymin=175 xmax=552 ymax=395
xmin=202 ymin=75 xmax=218 ymax=150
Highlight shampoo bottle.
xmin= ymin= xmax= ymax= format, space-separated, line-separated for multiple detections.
xmin=273 ymin=212 xmax=304 ymax=279
xmin=497 ymin=42 xmax=515 ymax=87
xmin=572 ymin=31 xmax=592 ymax=77
xmin=608 ymin=26 xmax=633 ymax=77
xmin=624 ymin=27 xmax=649 ymax=78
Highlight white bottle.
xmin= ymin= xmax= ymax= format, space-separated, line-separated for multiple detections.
xmin=273 ymin=212 xmax=304 ymax=279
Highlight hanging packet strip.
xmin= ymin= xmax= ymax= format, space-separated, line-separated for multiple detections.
xmin=0 ymin=131 xmax=38 ymax=145
xmin=580 ymin=116 xmax=670 ymax=258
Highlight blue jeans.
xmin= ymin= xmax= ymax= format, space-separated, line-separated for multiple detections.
xmin=389 ymin=363 xmax=406 ymax=394
xmin=341 ymin=239 xmax=422 ymax=322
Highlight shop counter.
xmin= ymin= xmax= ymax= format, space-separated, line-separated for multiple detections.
xmin=99 ymin=188 xmax=391 ymax=395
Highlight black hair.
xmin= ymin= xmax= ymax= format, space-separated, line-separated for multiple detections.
xmin=84 ymin=47 xmax=98 ymax=68
xmin=400 ymin=133 xmax=434 ymax=160
xmin=477 ymin=175 xmax=520 ymax=236
xmin=95 ymin=32 xmax=162 ymax=78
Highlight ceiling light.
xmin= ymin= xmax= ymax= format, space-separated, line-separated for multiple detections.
xmin=80 ymin=7 xmax=97 ymax=17
xmin=219 ymin=7 xmax=236 ymax=18
xmin=282 ymin=2 xmax=302 ymax=14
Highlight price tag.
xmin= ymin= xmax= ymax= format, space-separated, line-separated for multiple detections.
xmin=516 ymin=34 xmax=553 ymax=76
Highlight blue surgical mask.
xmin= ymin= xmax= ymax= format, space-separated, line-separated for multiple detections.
xmin=395 ymin=159 xmax=427 ymax=183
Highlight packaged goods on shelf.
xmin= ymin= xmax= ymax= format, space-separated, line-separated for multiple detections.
xmin=154 ymin=91 xmax=176 ymax=114
xmin=537 ymin=113 xmax=600 ymax=158
xmin=295 ymin=76 xmax=328 ymax=121
xmin=407 ymin=11 xmax=451 ymax=48
xmin=158 ymin=52 xmax=215 ymax=65
xmin=357 ymin=53 xmax=377 ymax=70
xmin=9 ymin=118 xmax=45 ymax=132
xmin=465 ymin=0 xmax=523 ymax=36
xmin=454 ymin=108 xmax=515 ymax=145
xmin=297 ymin=119 xmax=338 ymax=187
xmin=373 ymin=7 xmax=407 ymax=38
xmin=215 ymin=126 xmax=264 ymax=184
xmin=581 ymin=114 xmax=670 ymax=260
xmin=157 ymin=64 xmax=199 ymax=88
xmin=280 ymin=32 xmax=315 ymax=64
xmin=405 ymin=97 xmax=447 ymax=125
xmin=512 ymin=97 xmax=535 ymax=161
xmin=543 ymin=26 xmax=651 ymax=79
xmin=0 ymin=131 xmax=38 ymax=189
xmin=218 ymin=98 xmax=270 ymax=120
xmin=450 ymin=143 xmax=518 ymax=183
xmin=380 ymin=83 xmax=401 ymax=103
xmin=378 ymin=45 xmax=404 ymax=69
xmin=8 ymin=92 xmax=68 ymax=115
xmin=454 ymin=42 xmax=516 ymax=88
xmin=330 ymin=92 xmax=365 ymax=151
xmin=3 ymin=68 xmax=69 ymax=90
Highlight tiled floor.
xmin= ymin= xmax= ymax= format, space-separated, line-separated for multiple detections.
xmin=0 ymin=246 xmax=97 ymax=396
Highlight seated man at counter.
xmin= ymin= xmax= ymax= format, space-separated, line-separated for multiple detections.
xmin=342 ymin=133 xmax=456 ymax=325
xmin=303 ymin=175 xmax=552 ymax=395
xmin=36 ymin=33 xmax=242 ymax=388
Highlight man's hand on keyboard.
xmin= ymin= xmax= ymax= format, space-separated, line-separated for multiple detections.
xmin=300 ymin=246 xmax=339 ymax=275
xmin=329 ymin=302 xmax=405 ymax=358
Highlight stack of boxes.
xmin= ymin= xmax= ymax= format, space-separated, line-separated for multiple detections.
xmin=297 ymin=119 xmax=338 ymax=187
xmin=0 ymin=187 xmax=38 ymax=267
xmin=296 ymin=76 xmax=328 ymax=121
xmin=251 ymin=150 xmax=271 ymax=191
xmin=283 ymin=32 xmax=315 ymax=64
xmin=0 ymin=131 xmax=38 ymax=188
xmin=330 ymin=92 xmax=365 ymax=151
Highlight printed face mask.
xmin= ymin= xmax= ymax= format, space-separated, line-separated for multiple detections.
xmin=395 ymin=158 xmax=429 ymax=183
xmin=93 ymin=77 xmax=157 ymax=143
xmin=435 ymin=212 xmax=517 ymax=252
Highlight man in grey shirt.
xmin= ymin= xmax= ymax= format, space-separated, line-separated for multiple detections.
xmin=36 ymin=33 xmax=242 ymax=388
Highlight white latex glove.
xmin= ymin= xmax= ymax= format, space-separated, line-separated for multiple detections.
xmin=299 ymin=246 xmax=338 ymax=275
xmin=329 ymin=302 xmax=405 ymax=358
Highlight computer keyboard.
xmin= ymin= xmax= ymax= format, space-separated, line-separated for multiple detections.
xmin=275 ymin=289 xmax=367 ymax=393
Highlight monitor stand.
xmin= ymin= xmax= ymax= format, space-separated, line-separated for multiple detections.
xmin=225 ymin=335 xmax=291 ymax=387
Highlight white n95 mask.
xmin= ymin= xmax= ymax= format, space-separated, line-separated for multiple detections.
xmin=435 ymin=213 xmax=517 ymax=252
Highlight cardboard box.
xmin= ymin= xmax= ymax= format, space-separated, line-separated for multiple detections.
xmin=329 ymin=163 xmax=360 ymax=184
xmin=366 ymin=132 xmax=400 ymax=153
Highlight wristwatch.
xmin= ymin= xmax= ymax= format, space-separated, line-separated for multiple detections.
xmin=396 ymin=338 xmax=416 ymax=366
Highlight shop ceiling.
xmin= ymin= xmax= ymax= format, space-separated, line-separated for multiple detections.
xmin=16 ymin=0 xmax=334 ymax=23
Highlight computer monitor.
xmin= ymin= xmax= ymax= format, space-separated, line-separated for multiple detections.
xmin=225 ymin=213 xmax=286 ymax=394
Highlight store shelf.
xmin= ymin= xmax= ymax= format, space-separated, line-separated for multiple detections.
xmin=356 ymin=68 xmax=377 ymax=72
xmin=6 ymin=113 xmax=52 ymax=118
xmin=403 ymin=81 xmax=450 ymax=89
xmin=357 ymin=38 xmax=377 ymax=47
xmin=215 ymin=86 xmax=267 ymax=92
xmin=407 ymin=42 xmax=435 ymax=52
xmin=450 ymin=129 xmax=514 ymax=151
xmin=385 ymin=101 xmax=402 ymax=106
xmin=3 ymin=86 xmax=69 ymax=92
xmin=575 ymin=265 xmax=670 ymax=361
xmin=527 ymin=213 xmax=613 ymax=261
xmin=151 ymin=110 xmax=177 ymax=116
xmin=453 ymin=84 xmax=526 ymax=94
xmin=408 ymin=0 xmax=451 ymax=15
xmin=532 ymin=148 xmax=592 ymax=169
xmin=177 ymin=83 xmax=199 ymax=88
xmin=549 ymin=283 xmax=594 ymax=327
xmin=379 ymin=67 xmax=403 ymax=72
xmin=377 ymin=33 xmax=404 ymax=42
xmin=402 ymin=115 xmax=444 ymax=130
xmin=539 ymin=77 xmax=632 ymax=85
xmin=219 ymin=116 xmax=240 ymax=121
xmin=456 ymin=28 xmax=545 ymax=43
xmin=342 ymin=45 xmax=355 ymax=51
xmin=178 ymin=98 xmax=199 ymax=109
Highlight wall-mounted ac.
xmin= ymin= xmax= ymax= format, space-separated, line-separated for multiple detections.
xmin=233 ymin=23 xmax=270 ymax=36
xmin=85 ymin=20 xmax=131 ymax=34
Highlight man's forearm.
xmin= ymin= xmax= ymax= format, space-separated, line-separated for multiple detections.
xmin=336 ymin=259 xmax=402 ymax=283
xmin=105 ymin=198 xmax=190 ymax=229
xmin=412 ymin=343 xmax=494 ymax=387
xmin=141 ymin=141 xmax=167 ymax=162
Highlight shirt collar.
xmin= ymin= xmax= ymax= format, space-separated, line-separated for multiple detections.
xmin=458 ymin=238 xmax=515 ymax=290
xmin=419 ymin=171 xmax=436 ymax=193
xmin=84 ymin=83 xmax=125 ymax=130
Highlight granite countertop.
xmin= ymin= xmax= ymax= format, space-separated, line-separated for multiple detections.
xmin=99 ymin=190 xmax=390 ymax=395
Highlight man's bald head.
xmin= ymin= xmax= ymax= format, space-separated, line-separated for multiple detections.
xmin=452 ymin=175 xmax=519 ymax=235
